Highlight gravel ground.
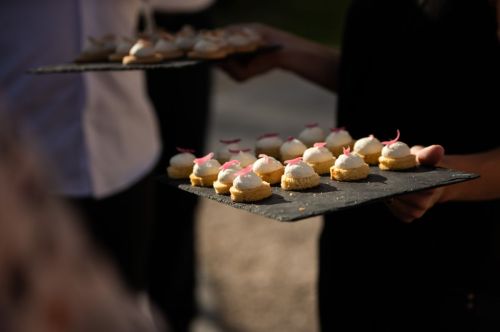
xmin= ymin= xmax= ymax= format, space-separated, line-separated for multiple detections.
xmin=192 ymin=69 xmax=337 ymax=332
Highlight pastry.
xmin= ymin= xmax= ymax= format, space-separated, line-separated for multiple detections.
xmin=230 ymin=165 xmax=272 ymax=203
xmin=154 ymin=32 xmax=184 ymax=60
xmin=229 ymin=148 xmax=257 ymax=167
xmin=213 ymin=160 xmax=242 ymax=195
xmin=280 ymin=137 xmax=307 ymax=162
xmin=302 ymin=142 xmax=335 ymax=175
xmin=122 ymin=39 xmax=162 ymax=65
xmin=353 ymin=134 xmax=383 ymax=165
xmin=252 ymin=154 xmax=284 ymax=185
xmin=189 ymin=152 xmax=221 ymax=187
xmin=166 ymin=147 xmax=196 ymax=179
xmin=325 ymin=127 xmax=355 ymax=157
xmin=298 ymin=123 xmax=326 ymax=147
xmin=188 ymin=32 xmax=228 ymax=59
xmin=281 ymin=157 xmax=321 ymax=191
xmin=216 ymin=138 xmax=241 ymax=164
xmin=378 ymin=130 xmax=417 ymax=170
xmin=108 ymin=37 xmax=135 ymax=62
xmin=255 ymin=133 xmax=283 ymax=160
xmin=75 ymin=35 xmax=116 ymax=63
xmin=225 ymin=30 xmax=259 ymax=53
xmin=175 ymin=25 xmax=198 ymax=52
xmin=330 ymin=147 xmax=370 ymax=181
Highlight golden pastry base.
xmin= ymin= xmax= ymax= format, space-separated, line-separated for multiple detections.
xmin=213 ymin=180 xmax=232 ymax=195
xmin=230 ymin=182 xmax=272 ymax=202
xmin=306 ymin=159 xmax=335 ymax=175
xmin=378 ymin=154 xmax=417 ymax=171
xmin=356 ymin=151 xmax=381 ymax=165
xmin=281 ymin=173 xmax=321 ymax=191
xmin=331 ymin=163 xmax=370 ymax=181
xmin=167 ymin=165 xmax=192 ymax=179
xmin=189 ymin=173 xmax=218 ymax=187
xmin=255 ymin=168 xmax=284 ymax=185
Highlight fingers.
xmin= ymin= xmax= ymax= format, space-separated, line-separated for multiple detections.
xmin=416 ymin=144 xmax=445 ymax=166
xmin=385 ymin=188 xmax=443 ymax=223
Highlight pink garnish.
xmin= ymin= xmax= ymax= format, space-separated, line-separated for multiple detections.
xmin=330 ymin=127 xmax=346 ymax=133
xmin=305 ymin=122 xmax=318 ymax=128
xmin=220 ymin=160 xmax=240 ymax=170
xmin=235 ymin=165 xmax=254 ymax=177
xmin=369 ymin=134 xmax=374 ymax=138
xmin=176 ymin=147 xmax=195 ymax=154
xmin=314 ymin=142 xmax=327 ymax=148
xmin=381 ymin=129 xmax=400 ymax=146
xmin=258 ymin=154 xmax=271 ymax=162
xmin=193 ymin=152 xmax=214 ymax=165
xmin=258 ymin=133 xmax=279 ymax=140
xmin=343 ymin=146 xmax=351 ymax=156
xmin=287 ymin=136 xmax=295 ymax=142
xmin=284 ymin=157 xmax=303 ymax=165
xmin=229 ymin=148 xmax=251 ymax=154
xmin=219 ymin=138 xmax=241 ymax=144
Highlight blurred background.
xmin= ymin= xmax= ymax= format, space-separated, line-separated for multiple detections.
xmin=192 ymin=1 xmax=350 ymax=332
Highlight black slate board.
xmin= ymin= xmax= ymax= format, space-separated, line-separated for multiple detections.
xmin=159 ymin=166 xmax=478 ymax=222
xmin=27 ymin=44 xmax=280 ymax=74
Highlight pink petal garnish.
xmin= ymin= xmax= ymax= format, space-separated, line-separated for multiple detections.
xmin=193 ymin=152 xmax=214 ymax=165
xmin=369 ymin=134 xmax=374 ymax=138
xmin=258 ymin=154 xmax=270 ymax=162
xmin=305 ymin=122 xmax=318 ymax=128
xmin=284 ymin=157 xmax=303 ymax=165
xmin=228 ymin=148 xmax=252 ymax=154
xmin=314 ymin=142 xmax=327 ymax=148
xmin=258 ymin=133 xmax=279 ymax=140
xmin=235 ymin=164 xmax=254 ymax=177
xmin=381 ymin=129 xmax=401 ymax=146
xmin=176 ymin=147 xmax=195 ymax=154
xmin=287 ymin=136 xmax=295 ymax=142
xmin=343 ymin=146 xmax=351 ymax=156
xmin=220 ymin=160 xmax=240 ymax=170
xmin=219 ymin=138 xmax=241 ymax=144
xmin=330 ymin=127 xmax=346 ymax=133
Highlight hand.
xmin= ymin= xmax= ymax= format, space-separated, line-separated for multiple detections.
xmin=386 ymin=145 xmax=446 ymax=223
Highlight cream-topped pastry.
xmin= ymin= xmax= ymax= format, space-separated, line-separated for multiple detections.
xmin=76 ymin=35 xmax=116 ymax=63
xmin=229 ymin=148 xmax=257 ymax=168
xmin=298 ymin=123 xmax=326 ymax=147
xmin=123 ymin=39 xmax=162 ymax=64
xmin=255 ymin=133 xmax=283 ymax=160
xmin=325 ymin=127 xmax=355 ymax=157
xmin=213 ymin=160 xmax=242 ymax=194
xmin=252 ymin=154 xmax=284 ymax=185
xmin=353 ymin=135 xmax=383 ymax=165
xmin=217 ymin=138 xmax=241 ymax=163
xmin=280 ymin=137 xmax=307 ymax=162
xmin=109 ymin=37 xmax=135 ymax=62
xmin=303 ymin=142 xmax=336 ymax=175
xmin=167 ymin=147 xmax=196 ymax=179
xmin=188 ymin=33 xmax=228 ymax=59
xmin=331 ymin=147 xmax=370 ymax=181
xmin=225 ymin=31 xmax=258 ymax=53
xmin=155 ymin=33 xmax=184 ymax=60
xmin=378 ymin=130 xmax=417 ymax=170
xmin=189 ymin=152 xmax=221 ymax=187
xmin=175 ymin=25 xmax=198 ymax=51
xmin=281 ymin=157 xmax=321 ymax=191
xmin=230 ymin=165 xmax=272 ymax=202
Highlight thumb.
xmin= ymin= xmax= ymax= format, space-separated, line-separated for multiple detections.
xmin=415 ymin=144 xmax=445 ymax=166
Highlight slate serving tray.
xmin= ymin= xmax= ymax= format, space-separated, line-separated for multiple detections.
xmin=159 ymin=166 xmax=478 ymax=222
xmin=27 ymin=44 xmax=280 ymax=74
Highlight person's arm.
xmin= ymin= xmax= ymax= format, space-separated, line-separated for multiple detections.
xmin=220 ymin=24 xmax=341 ymax=92
xmin=387 ymin=146 xmax=500 ymax=223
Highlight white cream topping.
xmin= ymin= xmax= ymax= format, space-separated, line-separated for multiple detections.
xmin=233 ymin=171 xmax=263 ymax=190
xmin=217 ymin=164 xmax=242 ymax=184
xmin=252 ymin=156 xmax=283 ymax=174
xmin=280 ymin=139 xmax=307 ymax=157
xmin=326 ymin=130 xmax=353 ymax=148
xmin=193 ymin=39 xmax=220 ymax=53
xmin=381 ymin=142 xmax=412 ymax=158
xmin=334 ymin=154 xmax=365 ymax=169
xmin=353 ymin=136 xmax=383 ymax=155
xmin=231 ymin=151 xmax=257 ymax=168
xmin=284 ymin=161 xmax=316 ymax=178
xmin=303 ymin=146 xmax=334 ymax=163
xmin=193 ymin=159 xmax=221 ymax=176
xmin=217 ymin=143 xmax=240 ymax=161
xmin=256 ymin=136 xmax=283 ymax=149
xmin=130 ymin=40 xmax=155 ymax=57
xmin=298 ymin=127 xmax=325 ymax=145
xmin=169 ymin=152 xmax=196 ymax=168
xmin=155 ymin=38 xmax=179 ymax=53
xmin=175 ymin=36 xmax=196 ymax=50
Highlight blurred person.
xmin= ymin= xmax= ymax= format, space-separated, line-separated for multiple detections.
xmin=0 ymin=0 xmax=160 ymax=300
xmin=0 ymin=120 xmax=159 ymax=332
xmin=142 ymin=1 xmax=214 ymax=331
xmin=221 ymin=0 xmax=500 ymax=331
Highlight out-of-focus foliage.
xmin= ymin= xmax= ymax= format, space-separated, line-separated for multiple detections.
xmin=213 ymin=0 xmax=351 ymax=46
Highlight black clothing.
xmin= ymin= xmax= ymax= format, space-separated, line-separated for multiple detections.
xmin=320 ymin=0 xmax=500 ymax=331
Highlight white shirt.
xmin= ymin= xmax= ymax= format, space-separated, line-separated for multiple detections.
xmin=0 ymin=0 xmax=160 ymax=198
